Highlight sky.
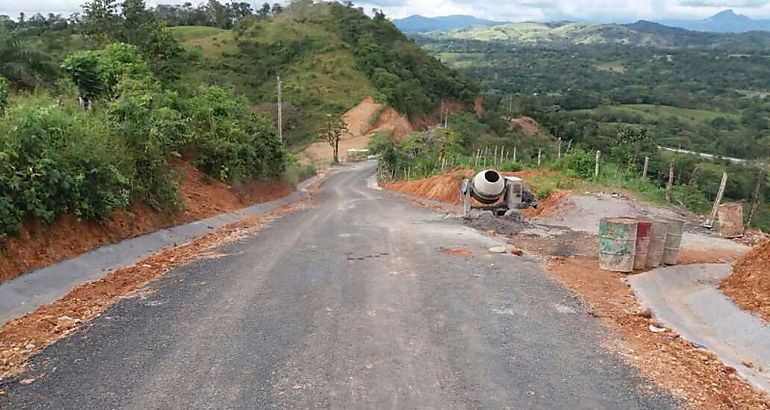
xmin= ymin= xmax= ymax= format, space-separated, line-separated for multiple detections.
xmin=4 ymin=0 xmax=770 ymax=22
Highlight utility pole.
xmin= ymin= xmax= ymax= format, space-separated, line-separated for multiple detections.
xmin=746 ymin=171 xmax=764 ymax=232
xmin=665 ymin=163 xmax=674 ymax=202
xmin=277 ymin=76 xmax=283 ymax=143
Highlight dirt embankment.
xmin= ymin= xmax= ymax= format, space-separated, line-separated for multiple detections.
xmin=548 ymin=257 xmax=770 ymax=410
xmin=384 ymin=168 xmax=566 ymax=217
xmin=302 ymin=97 xmax=414 ymax=166
xmin=721 ymin=240 xmax=770 ymax=322
xmin=0 ymin=162 xmax=294 ymax=284
xmin=387 ymin=168 xmax=769 ymax=408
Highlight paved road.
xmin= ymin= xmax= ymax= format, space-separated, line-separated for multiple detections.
xmin=1 ymin=161 xmax=677 ymax=409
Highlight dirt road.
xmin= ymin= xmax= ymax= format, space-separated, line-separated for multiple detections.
xmin=0 ymin=161 xmax=677 ymax=409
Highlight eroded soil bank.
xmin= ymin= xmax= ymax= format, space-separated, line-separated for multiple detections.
xmin=0 ymin=162 xmax=294 ymax=284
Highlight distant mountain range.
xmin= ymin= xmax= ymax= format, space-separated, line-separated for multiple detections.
xmin=394 ymin=9 xmax=770 ymax=34
xmin=660 ymin=9 xmax=770 ymax=33
xmin=393 ymin=15 xmax=504 ymax=33
xmin=422 ymin=19 xmax=770 ymax=50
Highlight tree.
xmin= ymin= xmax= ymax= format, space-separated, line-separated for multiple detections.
xmin=258 ymin=3 xmax=271 ymax=17
xmin=62 ymin=42 xmax=155 ymax=107
xmin=0 ymin=26 xmax=56 ymax=88
xmin=0 ymin=75 xmax=8 ymax=114
xmin=321 ymin=115 xmax=349 ymax=164
xmin=81 ymin=0 xmax=119 ymax=42
xmin=610 ymin=125 xmax=654 ymax=169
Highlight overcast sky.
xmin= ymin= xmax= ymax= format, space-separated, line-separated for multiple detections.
xmin=4 ymin=0 xmax=770 ymax=22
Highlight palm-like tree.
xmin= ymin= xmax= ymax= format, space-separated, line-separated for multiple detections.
xmin=0 ymin=25 xmax=56 ymax=88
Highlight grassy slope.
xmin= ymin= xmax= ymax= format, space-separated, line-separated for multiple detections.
xmin=437 ymin=21 xmax=770 ymax=49
xmin=171 ymin=7 xmax=373 ymax=147
xmin=240 ymin=7 xmax=372 ymax=126
xmin=571 ymin=104 xmax=736 ymax=124
xmin=168 ymin=26 xmax=237 ymax=58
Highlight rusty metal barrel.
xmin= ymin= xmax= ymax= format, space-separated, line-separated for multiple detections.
xmin=645 ymin=219 xmax=669 ymax=268
xmin=662 ymin=217 xmax=685 ymax=265
xmin=633 ymin=219 xmax=652 ymax=270
xmin=599 ymin=217 xmax=638 ymax=273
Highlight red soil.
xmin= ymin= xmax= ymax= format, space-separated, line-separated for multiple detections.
xmin=0 ymin=162 xmax=293 ymax=284
xmin=372 ymin=107 xmax=413 ymax=140
xmin=385 ymin=168 xmax=568 ymax=218
xmin=510 ymin=116 xmax=542 ymax=136
xmin=721 ymin=240 xmax=770 ymax=322
xmin=474 ymin=96 xmax=484 ymax=117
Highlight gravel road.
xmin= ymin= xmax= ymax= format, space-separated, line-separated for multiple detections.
xmin=0 ymin=161 xmax=677 ymax=409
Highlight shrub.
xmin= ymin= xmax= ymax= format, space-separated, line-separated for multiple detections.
xmin=186 ymin=86 xmax=286 ymax=183
xmin=0 ymin=96 xmax=132 ymax=236
xmin=0 ymin=76 xmax=8 ymax=114
xmin=558 ymin=147 xmax=595 ymax=179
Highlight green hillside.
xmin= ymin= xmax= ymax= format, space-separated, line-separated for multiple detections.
xmin=178 ymin=1 xmax=475 ymax=147
xmin=0 ymin=0 xmax=476 ymax=238
xmin=428 ymin=20 xmax=770 ymax=50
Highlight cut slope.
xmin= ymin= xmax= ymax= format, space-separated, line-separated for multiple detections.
xmin=301 ymin=97 xmax=413 ymax=165
xmin=0 ymin=163 xmax=293 ymax=284
xmin=721 ymin=240 xmax=770 ymax=322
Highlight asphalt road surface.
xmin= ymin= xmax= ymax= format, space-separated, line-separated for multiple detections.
xmin=1 ymin=161 xmax=677 ymax=409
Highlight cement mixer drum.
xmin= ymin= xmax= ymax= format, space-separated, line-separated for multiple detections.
xmin=471 ymin=170 xmax=506 ymax=204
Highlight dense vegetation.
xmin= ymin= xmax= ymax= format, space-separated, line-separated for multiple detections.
xmin=424 ymin=20 xmax=770 ymax=50
xmin=175 ymin=0 xmax=475 ymax=146
xmin=396 ymin=31 xmax=770 ymax=230
xmin=0 ymin=1 xmax=289 ymax=239
xmin=0 ymin=0 xmax=477 ymax=239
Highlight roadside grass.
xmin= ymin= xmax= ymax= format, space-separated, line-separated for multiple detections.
xmin=521 ymin=164 xmax=666 ymax=205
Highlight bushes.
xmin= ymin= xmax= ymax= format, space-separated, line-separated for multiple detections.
xmin=557 ymin=147 xmax=595 ymax=179
xmin=0 ymin=97 xmax=132 ymax=236
xmin=186 ymin=86 xmax=285 ymax=182
xmin=0 ymin=76 xmax=8 ymax=114
xmin=0 ymin=42 xmax=289 ymax=238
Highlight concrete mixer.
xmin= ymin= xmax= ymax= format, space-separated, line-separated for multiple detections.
xmin=460 ymin=169 xmax=537 ymax=219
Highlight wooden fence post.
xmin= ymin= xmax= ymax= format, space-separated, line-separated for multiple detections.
xmin=746 ymin=171 xmax=764 ymax=231
xmin=537 ymin=149 xmax=542 ymax=166
xmin=513 ymin=146 xmax=517 ymax=163
xmin=557 ymin=137 xmax=562 ymax=160
xmin=595 ymin=150 xmax=601 ymax=179
xmin=704 ymin=172 xmax=728 ymax=229
xmin=642 ymin=157 xmax=649 ymax=179
xmin=665 ymin=163 xmax=674 ymax=202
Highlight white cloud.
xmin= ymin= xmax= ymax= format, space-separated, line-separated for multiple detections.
xmin=4 ymin=0 xmax=770 ymax=21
